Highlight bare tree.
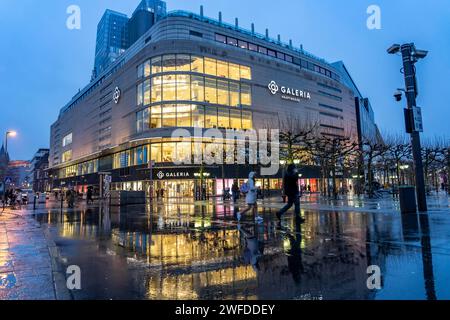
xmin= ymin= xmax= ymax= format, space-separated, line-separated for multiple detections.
xmin=306 ymin=134 xmax=359 ymax=199
xmin=277 ymin=116 xmax=317 ymax=164
xmin=384 ymin=134 xmax=412 ymax=186
xmin=362 ymin=138 xmax=389 ymax=197
xmin=421 ymin=139 xmax=445 ymax=194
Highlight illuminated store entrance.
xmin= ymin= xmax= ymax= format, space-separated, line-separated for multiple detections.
xmin=152 ymin=180 xmax=215 ymax=199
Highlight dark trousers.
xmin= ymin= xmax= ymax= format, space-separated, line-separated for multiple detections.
xmin=279 ymin=195 xmax=300 ymax=215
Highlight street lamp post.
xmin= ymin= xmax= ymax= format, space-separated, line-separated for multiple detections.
xmin=388 ymin=43 xmax=428 ymax=212
xmin=5 ymin=131 xmax=17 ymax=154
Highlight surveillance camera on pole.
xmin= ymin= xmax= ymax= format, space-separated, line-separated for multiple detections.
xmin=393 ymin=90 xmax=403 ymax=102
xmin=388 ymin=42 xmax=428 ymax=212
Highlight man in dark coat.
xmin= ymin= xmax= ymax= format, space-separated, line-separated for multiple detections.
xmin=277 ymin=164 xmax=305 ymax=222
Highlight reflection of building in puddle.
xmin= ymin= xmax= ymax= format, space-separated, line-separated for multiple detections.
xmin=146 ymin=265 xmax=257 ymax=300
xmin=59 ymin=211 xmax=100 ymax=239
xmin=111 ymin=228 xmax=259 ymax=299
xmin=111 ymin=229 xmax=241 ymax=266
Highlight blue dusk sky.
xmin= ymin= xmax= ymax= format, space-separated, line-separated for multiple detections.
xmin=0 ymin=0 xmax=449 ymax=160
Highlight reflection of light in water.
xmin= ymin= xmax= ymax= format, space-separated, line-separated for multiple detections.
xmin=146 ymin=265 xmax=256 ymax=299
xmin=283 ymin=239 xmax=290 ymax=250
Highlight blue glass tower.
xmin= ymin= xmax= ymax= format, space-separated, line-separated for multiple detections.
xmin=94 ymin=10 xmax=130 ymax=76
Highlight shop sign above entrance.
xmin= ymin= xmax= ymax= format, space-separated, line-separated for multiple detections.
xmin=268 ymin=80 xmax=311 ymax=102
xmin=156 ymin=170 xmax=191 ymax=180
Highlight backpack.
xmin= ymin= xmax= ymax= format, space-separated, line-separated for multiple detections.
xmin=240 ymin=182 xmax=250 ymax=194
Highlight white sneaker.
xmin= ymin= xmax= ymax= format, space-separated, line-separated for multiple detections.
xmin=255 ymin=216 xmax=263 ymax=223
xmin=236 ymin=212 xmax=241 ymax=221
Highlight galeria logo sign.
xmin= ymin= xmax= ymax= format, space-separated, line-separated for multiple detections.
xmin=268 ymin=81 xmax=279 ymax=95
xmin=157 ymin=171 xmax=165 ymax=179
xmin=267 ymin=80 xmax=311 ymax=101
xmin=113 ymin=87 xmax=121 ymax=104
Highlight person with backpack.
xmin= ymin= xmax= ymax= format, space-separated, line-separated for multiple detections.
xmin=236 ymin=172 xmax=263 ymax=223
xmin=277 ymin=164 xmax=306 ymax=223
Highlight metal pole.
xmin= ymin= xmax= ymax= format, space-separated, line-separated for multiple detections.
xmin=400 ymin=43 xmax=427 ymax=212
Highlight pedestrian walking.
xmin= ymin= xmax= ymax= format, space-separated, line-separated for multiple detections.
xmin=231 ymin=180 xmax=240 ymax=202
xmin=87 ymin=187 xmax=93 ymax=205
xmin=277 ymin=164 xmax=305 ymax=223
xmin=236 ymin=172 xmax=263 ymax=223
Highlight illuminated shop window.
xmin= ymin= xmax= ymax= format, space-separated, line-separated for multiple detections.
xmin=162 ymin=143 xmax=175 ymax=162
xmin=217 ymin=80 xmax=229 ymax=106
xmin=151 ymin=144 xmax=162 ymax=163
xmin=162 ymin=74 xmax=176 ymax=101
xmin=191 ymin=75 xmax=204 ymax=101
xmin=192 ymin=105 xmax=205 ymax=128
xmin=143 ymin=80 xmax=150 ymax=105
xmin=217 ymin=60 xmax=229 ymax=78
xmin=62 ymin=150 xmax=72 ymax=163
xmin=177 ymin=104 xmax=192 ymax=127
xmin=228 ymin=63 xmax=240 ymax=81
xmin=151 ymin=105 xmax=162 ymax=128
xmin=162 ymin=54 xmax=177 ymax=73
xmin=151 ymin=56 xmax=162 ymax=74
xmin=230 ymin=109 xmax=242 ymax=129
xmin=176 ymin=54 xmax=191 ymax=72
xmin=204 ymin=58 xmax=217 ymax=76
xmin=151 ymin=76 xmax=162 ymax=103
xmin=191 ymin=55 xmax=204 ymax=73
xmin=204 ymin=77 xmax=217 ymax=104
xmin=240 ymin=66 xmax=252 ymax=80
xmin=205 ymin=106 xmax=218 ymax=128
xmin=242 ymin=111 xmax=253 ymax=129
xmin=218 ymin=108 xmax=230 ymax=128
xmin=162 ymin=104 xmax=177 ymax=127
xmin=176 ymin=74 xmax=191 ymax=101
xmin=176 ymin=142 xmax=192 ymax=163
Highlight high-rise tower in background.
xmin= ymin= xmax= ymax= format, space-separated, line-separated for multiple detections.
xmin=93 ymin=1 xmax=167 ymax=79
xmin=129 ymin=0 xmax=167 ymax=44
xmin=93 ymin=10 xmax=130 ymax=76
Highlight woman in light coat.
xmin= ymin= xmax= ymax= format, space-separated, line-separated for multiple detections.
xmin=237 ymin=172 xmax=263 ymax=223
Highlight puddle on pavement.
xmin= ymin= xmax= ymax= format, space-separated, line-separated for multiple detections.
xmin=29 ymin=200 xmax=450 ymax=300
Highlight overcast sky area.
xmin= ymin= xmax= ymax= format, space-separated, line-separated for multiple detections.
xmin=0 ymin=0 xmax=449 ymax=160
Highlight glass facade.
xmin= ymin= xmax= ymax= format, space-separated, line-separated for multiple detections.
xmin=137 ymin=61 xmax=252 ymax=107
xmin=58 ymin=159 xmax=98 ymax=178
xmin=136 ymin=104 xmax=252 ymax=132
xmin=136 ymin=54 xmax=253 ymax=133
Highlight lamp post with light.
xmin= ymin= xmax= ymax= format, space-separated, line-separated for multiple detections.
xmin=5 ymin=131 xmax=17 ymax=154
